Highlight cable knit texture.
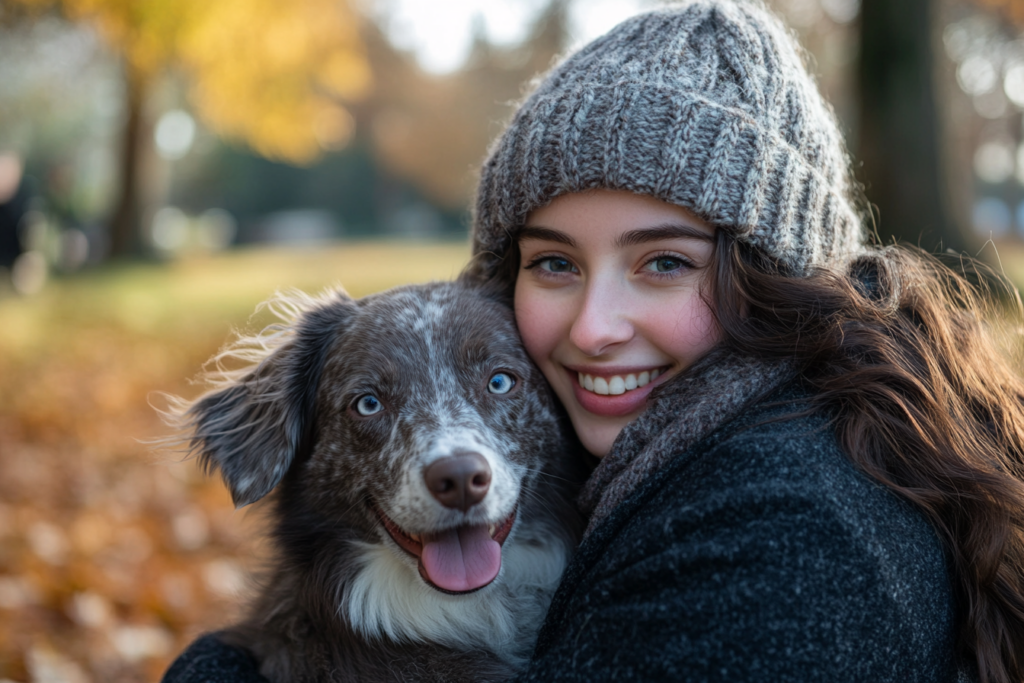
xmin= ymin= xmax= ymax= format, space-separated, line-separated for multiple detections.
xmin=472 ymin=0 xmax=865 ymax=277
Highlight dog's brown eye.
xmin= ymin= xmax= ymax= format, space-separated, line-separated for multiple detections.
xmin=487 ymin=373 xmax=515 ymax=395
xmin=355 ymin=394 xmax=383 ymax=416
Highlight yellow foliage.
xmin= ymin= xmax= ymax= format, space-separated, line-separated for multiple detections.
xmin=972 ymin=0 xmax=1024 ymax=25
xmin=12 ymin=0 xmax=371 ymax=164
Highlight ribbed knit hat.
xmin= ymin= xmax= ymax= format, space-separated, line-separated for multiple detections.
xmin=472 ymin=0 xmax=865 ymax=278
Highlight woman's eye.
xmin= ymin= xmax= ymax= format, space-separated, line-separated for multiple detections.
xmin=355 ymin=394 xmax=383 ymax=416
xmin=487 ymin=372 xmax=516 ymax=395
xmin=545 ymin=258 xmax=574 ymax=273
xmin=645 ymin=256 xmax=687 ymax=273
xmin=531 ymin=257 xmax=576 ymax=273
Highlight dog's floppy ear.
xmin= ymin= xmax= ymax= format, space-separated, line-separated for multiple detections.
xmin=179 ymin=290 xmax=356 ymax=507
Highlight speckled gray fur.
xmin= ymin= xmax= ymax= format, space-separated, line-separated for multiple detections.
xmin=161 ymin=281 xmax=583 ymax=683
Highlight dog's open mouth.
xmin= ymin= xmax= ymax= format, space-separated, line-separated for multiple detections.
xmin=375 ymin=506 xmax=516 ymax=594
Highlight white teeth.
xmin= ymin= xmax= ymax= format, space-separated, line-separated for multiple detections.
xmin=409 ymin=533 xmax=421 ymax=543
xmin=488 ymin=524 xmax=496 ymax=537
xmin=577 ymin=369 xmax=663 ymax=395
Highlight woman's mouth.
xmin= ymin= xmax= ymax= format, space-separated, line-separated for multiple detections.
xmin=576 ymin=369 xmax=662 ymax=395
xmin=567 ymin=366 xmax=670 ymax=417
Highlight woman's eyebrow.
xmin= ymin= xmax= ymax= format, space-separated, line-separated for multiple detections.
xmin=616 ymin=224 xmax=714 ymax=247
xmin=518 ymin=226 xmax=577 ymax=247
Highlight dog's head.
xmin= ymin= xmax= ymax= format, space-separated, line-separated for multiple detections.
xmin=173 ymin=279 xmax=569 ymax=595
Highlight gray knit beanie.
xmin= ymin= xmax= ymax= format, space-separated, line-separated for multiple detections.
xmin=472 ymin=0 xmax=865 ymax=279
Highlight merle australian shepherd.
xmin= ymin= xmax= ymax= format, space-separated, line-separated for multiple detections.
xmin=165 ymin=277 xmax=583 ymax=682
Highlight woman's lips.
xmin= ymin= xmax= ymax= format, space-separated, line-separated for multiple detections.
xmin=566 ymin=366 xmax=669 ymax=417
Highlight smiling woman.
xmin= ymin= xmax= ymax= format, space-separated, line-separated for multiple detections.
xmin=515 ymin=190 xmax=720 ymax=457
xmin=465 ymin=0 xmax=1024 ymax=680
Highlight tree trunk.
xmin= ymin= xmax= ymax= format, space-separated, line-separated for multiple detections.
xmin=856 ymin=0 xmax=965 ymax=254
xmin=108 ymin=63 xmax=148 ymax=259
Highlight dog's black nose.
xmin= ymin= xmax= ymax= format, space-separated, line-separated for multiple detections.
xmin=424 ymin=453 xmax=491 ymax=511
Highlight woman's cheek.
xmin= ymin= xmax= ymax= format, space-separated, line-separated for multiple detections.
xmin=663 ymin=292 xmax=721 ymax=367
xmin=514 ymin=287 xmax=545 ymax=362
xmin=514 ymin=282 xmax=565 ymax=379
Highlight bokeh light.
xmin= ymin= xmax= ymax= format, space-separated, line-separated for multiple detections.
xmin=973 ymin=196 xmax=1012 ymax=236
xmin=154 ymin=110 xmax=196 ymax=161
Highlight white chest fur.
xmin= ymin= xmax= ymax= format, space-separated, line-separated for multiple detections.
xmin=343 ymin=520 xmax=572 ymax=664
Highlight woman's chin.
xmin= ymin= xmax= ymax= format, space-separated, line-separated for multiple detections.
xmin=560 ymin=376 xmax=660 ymax=458
xmin=570 ymin=412 xmax=635 ymax=459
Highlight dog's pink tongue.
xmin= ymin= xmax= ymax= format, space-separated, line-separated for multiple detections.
xmin=420 ymin=524 xmax=500 ymax=592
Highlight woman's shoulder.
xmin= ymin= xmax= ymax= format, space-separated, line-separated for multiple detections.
xmin=663 ymin=379 xmax=883 ymax=494
xmin=643 ymin=381 xmax=942 ymax=550
xmin=596 ymin=379 xmax=955 ymax=643
xmin=161 ymin=632 xmax=268 ymax=683
xmin=532 ymin=382 xmax=964 ymax=682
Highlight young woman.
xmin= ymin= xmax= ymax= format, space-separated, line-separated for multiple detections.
xmin=164 ymin=1 xmax=1024 ymax=681
xmin=467 ymin=1 xmax=1024 ymax=681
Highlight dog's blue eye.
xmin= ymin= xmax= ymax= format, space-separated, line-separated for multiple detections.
xmin=355 ymin=394 xmax=383 ymax=416
xmin=488 ymin=373 xmax=515 ymax=395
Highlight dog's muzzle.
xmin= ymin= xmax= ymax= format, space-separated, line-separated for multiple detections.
xmin=375 ymin=505 xmax=517 ymax=594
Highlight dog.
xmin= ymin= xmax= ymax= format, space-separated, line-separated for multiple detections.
xmin=164 ymin=277 xmax=583 ymax=682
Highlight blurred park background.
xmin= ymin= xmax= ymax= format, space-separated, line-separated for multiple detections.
xmin=3 ymin=0 xmax=1024 ymax=680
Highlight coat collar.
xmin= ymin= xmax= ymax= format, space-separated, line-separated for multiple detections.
xmin=578 ymin=348 xmax=795 ymax=535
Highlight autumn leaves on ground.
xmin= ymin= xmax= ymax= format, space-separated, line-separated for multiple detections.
xmin=0 ymin=242 xmax=469 ymax=683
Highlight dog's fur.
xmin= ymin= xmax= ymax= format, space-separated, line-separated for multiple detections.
xmin=164 ymin=278 xmax=582 ymax=682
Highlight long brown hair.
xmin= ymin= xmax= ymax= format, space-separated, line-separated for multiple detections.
xmin=708 ymin=233 xmax=1024 ymax=683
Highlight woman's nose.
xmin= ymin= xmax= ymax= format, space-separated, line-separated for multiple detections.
xmin=568 ymin=281 xmax=634 ymax=357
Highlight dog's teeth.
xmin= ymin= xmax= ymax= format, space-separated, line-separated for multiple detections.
xmin=489 ymin=524 xmax=496 ymax=537
xmin=409 ymin=533 xmax=420 ymax=543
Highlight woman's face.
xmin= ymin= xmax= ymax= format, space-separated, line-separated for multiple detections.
xmin=514 ymin=189 xmax=721 ymax=457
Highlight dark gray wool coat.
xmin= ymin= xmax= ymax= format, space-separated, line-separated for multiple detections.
xmin=511 ymin=376 xmax=970 ymax=682
xmin=162 ymin=369 xmax=973 ymax=682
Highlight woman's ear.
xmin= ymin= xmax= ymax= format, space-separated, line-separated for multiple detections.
xmin=178 ymin=291 xmax=356 ymax=507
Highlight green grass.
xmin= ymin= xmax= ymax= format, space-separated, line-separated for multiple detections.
xmin=0 ymin=241 xmax=472 ymax=360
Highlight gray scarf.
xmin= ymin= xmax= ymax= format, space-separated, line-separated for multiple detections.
xmin=578 ymin=350 xmax=794 ymax=536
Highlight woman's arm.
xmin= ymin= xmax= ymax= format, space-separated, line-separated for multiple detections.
xmin=161 ymin=633 xmax=270 ymax=683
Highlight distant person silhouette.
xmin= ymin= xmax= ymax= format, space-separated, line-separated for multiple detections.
xmin=0 ymin=153 xmax=27 ymax=271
